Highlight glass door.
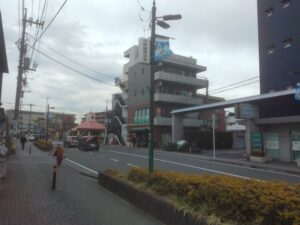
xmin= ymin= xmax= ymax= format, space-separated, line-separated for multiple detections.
xmin=291 ymin=131 xmax=300 ymax=161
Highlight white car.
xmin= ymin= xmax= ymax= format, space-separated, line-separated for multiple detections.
xmin=27 ymin=134 xmax=35 ymax=141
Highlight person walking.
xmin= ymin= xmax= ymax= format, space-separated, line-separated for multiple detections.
xmin=20 ymin=134 xmax=27 ymax=151
xmin=132 ymin=135 xmax=136 ymax=148
xmin=53 ymin=144 xmax=64 ymax=166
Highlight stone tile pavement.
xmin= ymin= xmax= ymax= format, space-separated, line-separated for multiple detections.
xmin=0 ymin=143 xmax=165 ymax=225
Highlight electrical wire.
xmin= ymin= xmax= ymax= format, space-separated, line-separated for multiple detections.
xmin=210 ymin=80 xmax=259 ymax=95
xmin=27 ymin=0 xmax=67 ymax=54
xmin=38 ymin=39 xmax=116 ymax=81
xmin=33 ymin=47 xmax=116 ymax=87
xmin=209 ymin=76 xmax=259 ymax=93
xmin=29 ymin=0 xmax=43 ymax=64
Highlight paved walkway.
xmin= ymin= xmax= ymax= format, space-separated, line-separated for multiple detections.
xmin=0 ymin=143 xmax=165 ymax=225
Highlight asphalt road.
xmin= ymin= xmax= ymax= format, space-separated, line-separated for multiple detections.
xmin=63 ymin=146 xmax=300 ymax=184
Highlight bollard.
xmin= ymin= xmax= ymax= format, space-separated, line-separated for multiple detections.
xmin=52 ymin=166 xmax=57 ymax=190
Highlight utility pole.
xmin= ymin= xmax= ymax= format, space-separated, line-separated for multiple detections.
xmin=105 ymin=99 xmax=108 ymax=145
xmin=148 ymin=0 xmax=181 ymax=172
xmin=45 ymin=104 xmax=49 ymax=142
xmin=14 ymin=8 xmax=27 ymax=120
xmin=14 ymin=7 xmax=44 ymax=121
xmin=148 ymin=0 xmax=156 ymax=172
xmin=29 ymin=103 xmax=32 ymax=134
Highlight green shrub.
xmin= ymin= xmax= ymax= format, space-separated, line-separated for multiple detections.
xmin=251 ymin=151 xmax=266 ymax=157
xmin=127 ymin=168 xmax=300 ymax=225
xmin=34 ymin=139 xmax=53 ymax=151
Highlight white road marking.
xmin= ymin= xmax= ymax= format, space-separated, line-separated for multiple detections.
xmin=127 ymin=163 xmax=138 ymax=168
xmin=65 ymin=159 xmax=98 ymax=174
xmin=75 ymin=149 xmax=79 ymax=152
xmin=110 ymin=158 xmax=119 ymax=162
xmin=105 ymin=150 xmax=249 ymax=179
xmin=105 ymin=149 xmax=300 ymax=179
xmin=155 ymin=152 xmax=300 ymax=178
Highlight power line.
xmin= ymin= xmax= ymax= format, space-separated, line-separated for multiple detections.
xmin=27 ymin=0 xmax=67 ymax=54
xmin=38 ymin=39 xmax=116 ymax=81
xmin=209 ymin=76 xmax=259 ymax=93
xmin=210 ymin=80 xmax=259 ymax=95
xmin=33 ymin=47 xmax=116 ymax=87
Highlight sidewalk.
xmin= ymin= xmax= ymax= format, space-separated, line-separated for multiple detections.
xmin=0 ymin=143 xmax=165 ymax=225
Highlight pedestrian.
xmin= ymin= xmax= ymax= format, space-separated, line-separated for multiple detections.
xmin=132 ymin=135 xmax=136 ymax=147
xmin=53 ymin=144 xmax=64 ymax=166
xmin=20 ymin=134 xmax=27 ymax=151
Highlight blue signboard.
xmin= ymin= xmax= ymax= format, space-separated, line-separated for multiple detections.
xmin=154 ymin=37 xmax=173 ymax=62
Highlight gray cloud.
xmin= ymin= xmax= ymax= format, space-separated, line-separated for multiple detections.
xmin=1 ymin=0 xmax=260 ymax=122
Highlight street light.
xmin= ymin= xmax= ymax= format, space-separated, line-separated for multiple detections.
xmin=148 ymin=0 xmax=181 ymax=172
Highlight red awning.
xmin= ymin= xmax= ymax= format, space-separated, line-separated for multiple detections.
xmin=76 ymin=120 xmax=106 ymax=131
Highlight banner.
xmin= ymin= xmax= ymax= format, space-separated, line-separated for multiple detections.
xmin=154 ymin=37 xmax=173 ymax=62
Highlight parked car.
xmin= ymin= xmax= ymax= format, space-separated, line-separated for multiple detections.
xmin=78 ymin=136 xmax=99 ymax=151
xmin=63 ymin=136 xmax=79 ymax=148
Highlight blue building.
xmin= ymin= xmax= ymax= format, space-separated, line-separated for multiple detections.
xmin=257 ymin=0 xmax=300 ymax=117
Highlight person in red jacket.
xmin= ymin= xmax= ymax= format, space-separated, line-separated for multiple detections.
xmin=53 ymin=144 xmax=64 ymax=166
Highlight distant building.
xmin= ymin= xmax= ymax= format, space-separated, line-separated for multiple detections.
xmin=118 ymin=37 xmax=225 ymax=148
xmin=6 ymin=109 xmax=76 ymax=139
xmin=258 ymin=0 xmax=300 ymax=117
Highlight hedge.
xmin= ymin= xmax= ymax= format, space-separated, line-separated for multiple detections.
xmin=128 ymin=168 xmax=300 ymax=225
xmin=34 ymin=139 xmax=53 ymax=151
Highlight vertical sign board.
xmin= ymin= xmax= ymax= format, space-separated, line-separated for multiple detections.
xmin=251 ymin=132 xmax=262 ymax=151
xmin=291 ymin=131 xmax=300 ymax=160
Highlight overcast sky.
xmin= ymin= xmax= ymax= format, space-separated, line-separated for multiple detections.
xmin=1 ymin=0 xmax=259 ymax=122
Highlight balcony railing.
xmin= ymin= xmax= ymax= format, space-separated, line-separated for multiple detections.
xmin=154 ymin=117 xmax=206 ymax=127
xmin=154 ymin=93 xmax=203 ymax=105
xmin=155 ymin=71 xmax=208 ymax=88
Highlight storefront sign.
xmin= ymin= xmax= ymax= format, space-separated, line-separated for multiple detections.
xmin=251 ymin=132 xmax=262 ymax=151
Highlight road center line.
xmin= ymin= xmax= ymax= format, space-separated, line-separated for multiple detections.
xmin=110 ymin=158 xmax=119 ymax=162
xmin=127 ymin=163 xmax=138 ymax=167
xmin=65 ymin=159 xmax=98 ymax=174
xmin=155 ymin=152 xmax=300 ymax=178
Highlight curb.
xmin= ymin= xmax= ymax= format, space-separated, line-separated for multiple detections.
xmin=98 ymin=171 xmax=208 ymax=225
xmin=79 ymin=171 xmax=98 ymax=179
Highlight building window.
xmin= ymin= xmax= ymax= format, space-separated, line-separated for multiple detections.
xmin=283 ymin=38 xmax=293 ymax=48
xmin=282 ymin=0 xmax=290 ymax=8
xmin=267 ymin=45 xmax=275 ymax=54
xmin=265 ymin=7 xmax=273 ymax=17
xmin=269 ymin=87 xmax=276 ymax=92
xmin=286 ymin=83 xmax=293 ymax=90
